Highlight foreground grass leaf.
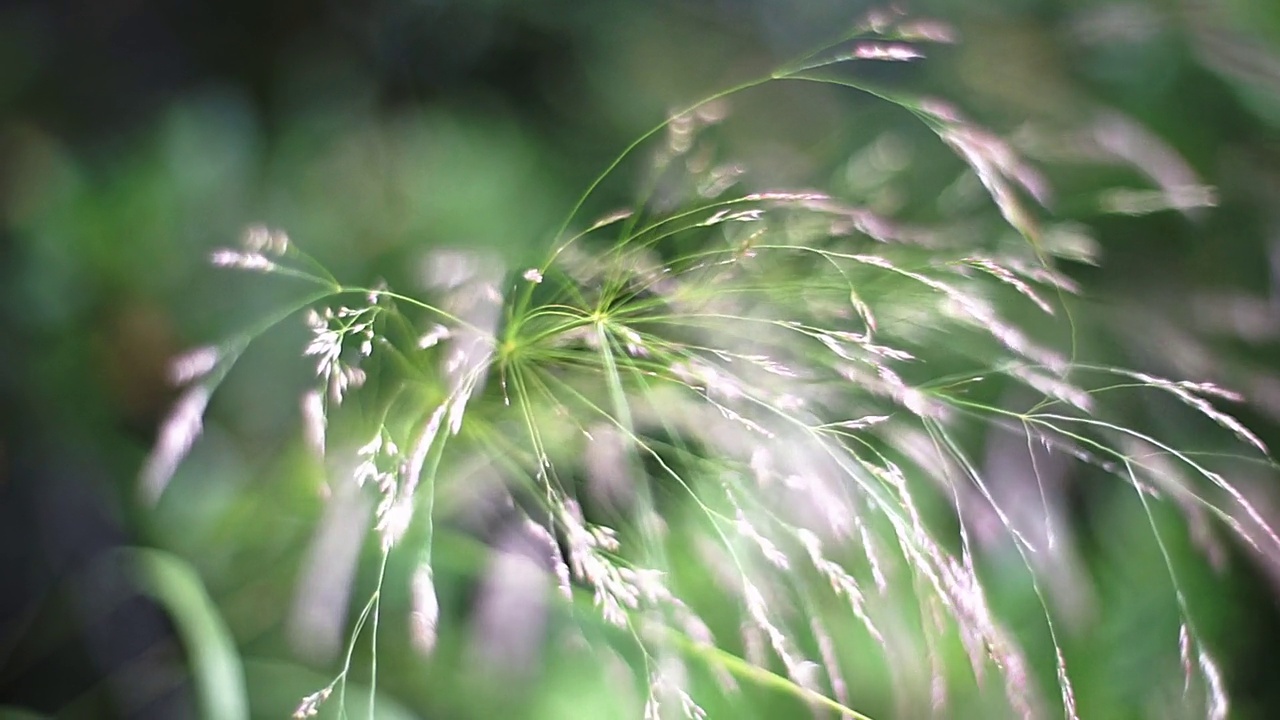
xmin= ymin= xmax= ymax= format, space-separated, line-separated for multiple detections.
xmin=129 ymin=548 xmax=248 ymax=720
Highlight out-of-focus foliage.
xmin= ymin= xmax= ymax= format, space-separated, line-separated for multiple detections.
xmin=3 ymin=1 xmax=1280 ymax=719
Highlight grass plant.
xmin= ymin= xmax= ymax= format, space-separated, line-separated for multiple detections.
xmin=143 ymin=8 xmax=1277 ymax=719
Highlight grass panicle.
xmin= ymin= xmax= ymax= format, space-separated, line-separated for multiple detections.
xmin=143 ymin=8 xmax=1278 ymax=720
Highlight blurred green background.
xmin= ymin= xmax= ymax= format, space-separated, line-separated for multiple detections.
xmin=4 ymin=0 xmax=1280 ymax=718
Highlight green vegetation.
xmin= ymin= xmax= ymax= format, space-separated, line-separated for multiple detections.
xmin=7 ymin=3 xmax=1280 ymax=720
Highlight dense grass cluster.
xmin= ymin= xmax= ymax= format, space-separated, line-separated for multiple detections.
xmin=143 ymin=9 xmax=1276 ymax=720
